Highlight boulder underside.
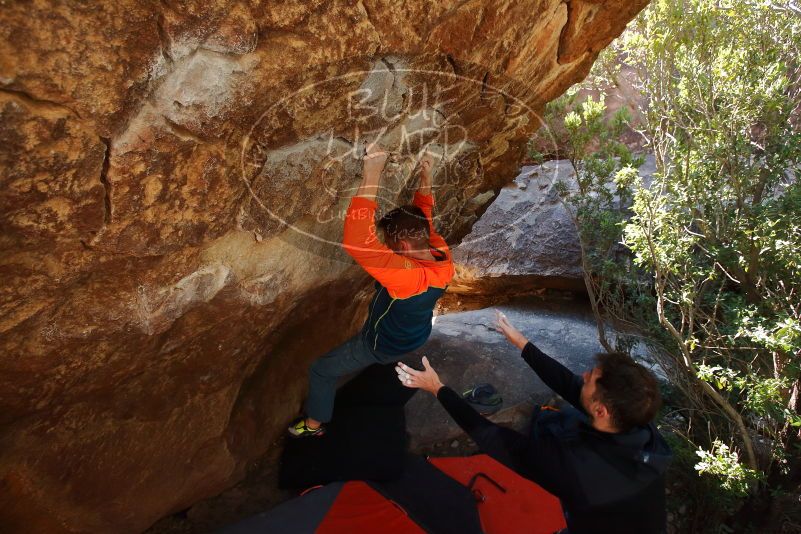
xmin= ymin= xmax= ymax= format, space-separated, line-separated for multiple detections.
xmin=0 ymin=1 xmax=647 ymax=531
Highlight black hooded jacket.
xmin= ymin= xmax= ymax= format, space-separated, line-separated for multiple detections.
xmin=436 ymin=342 xmax=672 ymax=533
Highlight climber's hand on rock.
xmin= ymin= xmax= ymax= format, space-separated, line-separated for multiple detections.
xmin=420 ymin=151 xmax=435 ymax=180
xmin=363 ymin=142 xmax=388 ymax=180
xmin=396 ymin=357 xmax=443 ymax=395
xmin=495 ymin=309 xmax=529 ymax=350
xmin=416 ymin=150 xmax=437 ymax=196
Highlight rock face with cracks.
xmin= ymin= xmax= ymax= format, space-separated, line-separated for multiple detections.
xmin=451 ymin=155 xmax=656 ymax=294
xmin=454 ymin=161 xmax=587 ymax=289
xmin=0 ymin=1 xmax=648 ymax=532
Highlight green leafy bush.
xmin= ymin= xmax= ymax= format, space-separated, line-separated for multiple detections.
xmin=534 ymin=0 xmax=801 ymax=528
xmin=695 ymin=440 xmax=764 ymax=497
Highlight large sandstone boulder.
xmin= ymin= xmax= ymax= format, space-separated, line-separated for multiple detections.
xmin=0 ymin=1 xmax=648 ymax=532
xmin=451 ymin=155 xmax=656 ymax=295
xmin=455 ymin=161 xmax=585 ymax=285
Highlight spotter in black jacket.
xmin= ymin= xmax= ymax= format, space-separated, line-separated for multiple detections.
xmin=436 ymin=342 xmax=672 ymax=534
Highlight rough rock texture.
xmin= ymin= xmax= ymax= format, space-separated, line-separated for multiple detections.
xmin=455 ymin=161 xmax=585 ymax=284
xmin=451 ymin=156 xmax=656 ymax=294
xmin=0 ymin=1 xmax=647 ymax=532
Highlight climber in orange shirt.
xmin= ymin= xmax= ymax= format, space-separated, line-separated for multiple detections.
xmin=289 ymin=143 xmax=455 ymax=437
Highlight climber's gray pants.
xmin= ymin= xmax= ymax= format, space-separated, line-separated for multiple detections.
xmin=305 ymin=333 xmax=393 ymax=423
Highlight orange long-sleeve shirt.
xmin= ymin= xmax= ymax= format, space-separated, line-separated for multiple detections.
xmin=342 ymin=192 xmax=455 ymax=299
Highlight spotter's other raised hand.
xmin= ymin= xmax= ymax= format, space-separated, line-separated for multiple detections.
xmin=495 ymin=309 xmax=529 ymax=350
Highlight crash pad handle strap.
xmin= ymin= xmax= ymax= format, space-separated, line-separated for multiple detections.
xmin=467 ymin=472 xmax=506 ymax=494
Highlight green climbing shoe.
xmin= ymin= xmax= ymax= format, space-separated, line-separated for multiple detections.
xmin=287 ymin=418 xmax=326 ymax=438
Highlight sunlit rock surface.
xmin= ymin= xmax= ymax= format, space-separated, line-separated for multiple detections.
xmin=0 ymin=1 xmax=648 ymax=531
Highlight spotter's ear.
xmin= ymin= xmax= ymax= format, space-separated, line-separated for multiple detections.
xmin=594 ymin=401 xmax=609 ymax=420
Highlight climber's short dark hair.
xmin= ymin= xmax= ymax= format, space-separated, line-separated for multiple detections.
xmin=593 ymin=352 xmax=662 ymax=432
xmin=378 ymin=205 xmax=430 ymax=248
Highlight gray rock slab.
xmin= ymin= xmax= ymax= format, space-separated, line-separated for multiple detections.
xmin=452 ymin=155 xmax=656 ymax=282
xmin=453 ymin=160 xmax=583 ymax=280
